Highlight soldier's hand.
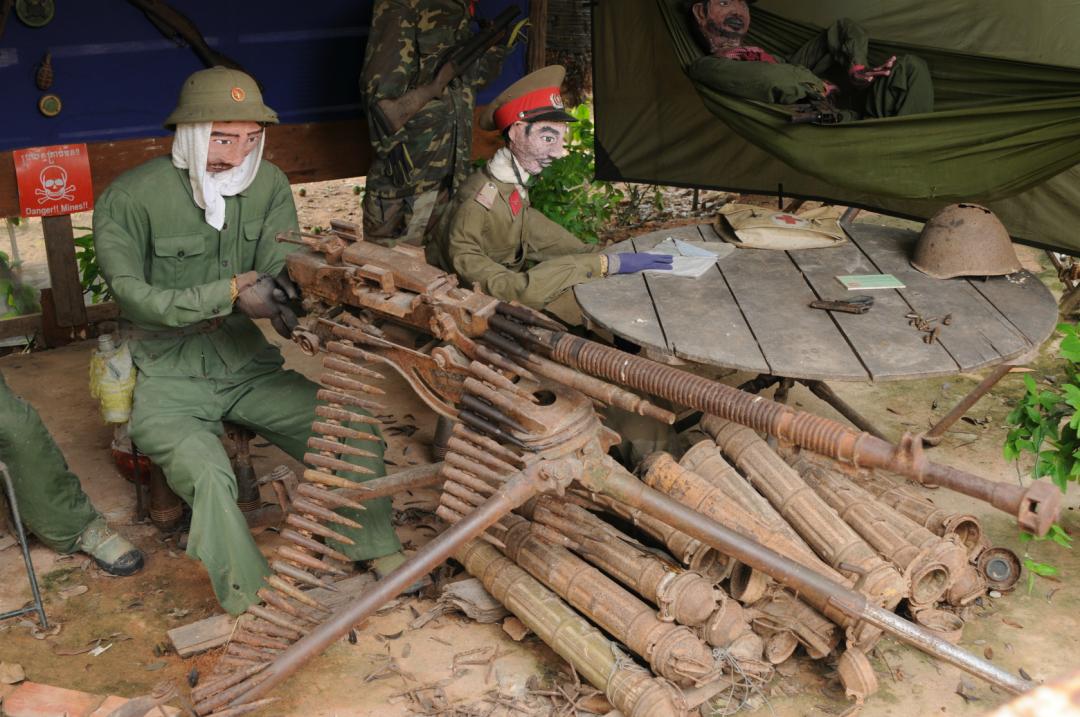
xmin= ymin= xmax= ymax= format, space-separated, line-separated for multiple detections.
xmin=269 ymin=304 xmax=299 ymax=340
xmin=235 ymin=271 xmax=260 ymax=294
xmin=850 ymin=56 xmax=896 ymax=88
xmin=272 ymin=267 xmax=300 ymax=303
xmin=235 ymin=274 xmax=281 ymax=320
xmin=610 ymin=253 xmax=674 ymax=275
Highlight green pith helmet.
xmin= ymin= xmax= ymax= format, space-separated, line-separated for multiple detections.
xmin=164 ymin=66 xmax=277 ymax=129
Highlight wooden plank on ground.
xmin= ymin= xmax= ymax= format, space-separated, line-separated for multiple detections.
xmin=789 ymin=240 xmax=956 ymax=381
xmin=574 ymin=238 xmax=668 ymax=354
xmin=718 ymin=247 xmax=869 ymax=381
xmin=639 ymin=226 xmax=766 ymax=371
xmin=168 ymin=572 xmax=375 ymax=657
xmin=849 ymin=224 xmax=1037 ymax=371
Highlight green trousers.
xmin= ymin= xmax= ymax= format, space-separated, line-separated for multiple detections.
xmin=0 ymin=372 xmax=99 ymax=553
xmin=130 ymin=368 xmax=398 ymax=615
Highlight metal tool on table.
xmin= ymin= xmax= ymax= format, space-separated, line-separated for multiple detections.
xmin=809 ymin=295 xmax=874 ymax=314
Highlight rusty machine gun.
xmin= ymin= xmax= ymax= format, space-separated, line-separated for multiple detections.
xmin=191 ymin=221 xmax=1060 ymax=716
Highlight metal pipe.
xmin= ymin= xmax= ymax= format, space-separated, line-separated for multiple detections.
xmin=222 ymin=468 xmax=543 ymax=711
xmin=923 ymin=364 xmax=1015 ymax=446
xmin=534 ymin=329 xmax=1059 ymax=536
xmin=583 ymin=457 xmax=1033 ymax=695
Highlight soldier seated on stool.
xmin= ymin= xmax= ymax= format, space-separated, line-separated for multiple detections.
xmin=93 ymin=67 xmax=410 ymax=615
xmin=429 ymin=65 xmax=673 ymax=325
xmin=0 ymin=372 xmax=143 ymax=576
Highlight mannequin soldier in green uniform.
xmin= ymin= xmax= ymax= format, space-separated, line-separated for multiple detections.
xmin=93 ymin=68 xmax=404 ymax=615
xmin=361 ymin=0 xmax=510 ymax=247
xmin=687 ymin=0 xmax=933 ymax=120
xmin=0 ymin=373 xmax=143 ymax=575
xmin=431 ymin=65 xmax=672 ymax=322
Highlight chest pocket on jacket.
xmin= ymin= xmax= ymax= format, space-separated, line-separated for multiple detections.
xmin=241 ymin=218 xmax=263 ymax=270
xmin=151 ymin=233 xmax=206 ymax=288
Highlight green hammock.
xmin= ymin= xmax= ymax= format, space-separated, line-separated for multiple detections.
xmin=658 ymin=0 xmax=1080 ymax=201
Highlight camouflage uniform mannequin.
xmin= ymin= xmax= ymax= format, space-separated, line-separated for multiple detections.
xmin=0 ymin=372 xmax=143 ymax=575
xmin=94 ymin=68 xmax=398 ymax=615
xmin=433 ymin=66 xmax=672 ymax=321
xmin=688 ymin=0 xmax=933 ymax=120
xmin=361 ymin=0 xmax=508 ymax=247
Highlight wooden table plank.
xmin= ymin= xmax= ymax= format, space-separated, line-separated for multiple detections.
xmin=636 ymin=227 xmax=767 ymax=371
xmin=848 ymin=224 xmax=1037 ymax=371
xmin=574 ymin=237 xmax=668 ymax=354
xmin=788 ymin=240 xmax=957 ymax=380
xmin=718 ymin=248 xmax=869 ymax=380
xmin=966 ymin=273 xmax=1059 ymax=349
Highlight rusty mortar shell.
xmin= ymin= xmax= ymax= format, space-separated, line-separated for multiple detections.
xmin=703 ymin=420 xmax=907 ymax=611
xmin=791 ymin=456 xmax=951 ymax=608
xmin=680 ymin=439 xmax=811 ymax=551
xmin=539 ymin=330 xmax=1060 ymax=536
xmin=456 ymin=538 xmax=688 ymax=717
xmin=977 ymin=547 xmax=1023 ymax=593
xmin=837 ymin=648 xmax=880 ymax=704
xmin=749 ymin=588 xmax=840 ymax=660
xmin=837 ymin=465 xmax=986 ymax=558
xmin=701 ymin=592 xmax=754 ymax=649
xmin=762 ymin=630 xmax=799 ymax=664
xmin=528 ymin=498 xmax=719 ymax=627
xmin=500 ymin=513 xmax=719 ymax=688
xmin=580 ymin=490 xmax=733 ymax=583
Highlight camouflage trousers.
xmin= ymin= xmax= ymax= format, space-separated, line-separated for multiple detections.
xmin=362 ymin=187 xmax=451 ymax=247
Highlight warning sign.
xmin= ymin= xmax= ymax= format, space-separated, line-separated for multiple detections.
xmin=13 ymin=144 xmax=94 ymax=218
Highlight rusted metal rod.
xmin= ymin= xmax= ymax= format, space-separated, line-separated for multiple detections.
xmin=583 ymin=455 xmax=1034 ymax=695
xmin=521 ymin=329 xmax=1059 ymax=536
xmin=923 ymin=364 xmax=1017 ymax=446
xmin=220 ymin=468 xmax=545 ymax=712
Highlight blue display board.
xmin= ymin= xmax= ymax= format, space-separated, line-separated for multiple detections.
xmin=0 ymin=1 xmax=528 ymax=151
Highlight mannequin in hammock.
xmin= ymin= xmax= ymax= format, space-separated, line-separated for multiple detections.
xmin=687 ymin=0 xmax=933 ymax=121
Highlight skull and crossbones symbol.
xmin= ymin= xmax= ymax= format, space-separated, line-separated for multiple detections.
xmin=35 ymin=165 xmax=76 ymax=204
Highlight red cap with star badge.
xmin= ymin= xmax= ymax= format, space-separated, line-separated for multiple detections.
xmin=481 ymin=65 xmax=577 ymax=132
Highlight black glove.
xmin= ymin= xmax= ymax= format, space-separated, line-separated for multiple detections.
xmin=235 ymin=274 xmax=279 ymax=320
xmin=272 ymin=267 xmax=299 ymax=303
xmin=269 ymin=303 xmax=298 ymax=339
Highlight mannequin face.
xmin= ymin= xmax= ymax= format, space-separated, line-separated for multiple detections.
xmin=206 ymin=121 xmax=263 ymax=173
xmin=507 ymin=121 xmax=569 ymax=175
xmin=692 ymin=0 xmax=751 ymax=52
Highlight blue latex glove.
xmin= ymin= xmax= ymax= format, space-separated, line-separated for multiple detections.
xmin=611 ymin=252 xmax=674 ymax=275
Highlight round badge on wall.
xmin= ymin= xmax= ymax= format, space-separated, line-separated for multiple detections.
xmin=38 ymin=93 xmax=62 ymax=117
xmin=16 ymin=0 xmax=55 ymax=28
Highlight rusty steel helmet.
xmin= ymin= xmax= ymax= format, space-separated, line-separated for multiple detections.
xmin=911 ymin=203 xmax=1022 ymax=279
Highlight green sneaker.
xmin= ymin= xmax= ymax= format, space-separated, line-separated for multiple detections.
xmin=76 ymin=517 xmax=144 ymax=576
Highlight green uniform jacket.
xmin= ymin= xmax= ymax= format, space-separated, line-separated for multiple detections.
xmin=362 ymin=0 xmax=506 ymax=200
xmin=688 ymin=18 xmax=932 ymax=118
xmin=434 ymin=167 xmax=605 ymax=309
xmin=93 ymin=157 xmax=299 ymax=378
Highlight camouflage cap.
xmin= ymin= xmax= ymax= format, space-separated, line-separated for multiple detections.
xmin=164 ymin=67 xmax=278 ymax=129
xmin=480 ymin=65 xmax=577 ymax=132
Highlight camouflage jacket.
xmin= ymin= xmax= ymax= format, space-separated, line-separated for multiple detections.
xmin=362 ymin=0 xmax=507 ymax=200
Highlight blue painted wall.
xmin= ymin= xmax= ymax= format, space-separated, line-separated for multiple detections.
xmin=0 ymin=1 xmax=528 ymax=151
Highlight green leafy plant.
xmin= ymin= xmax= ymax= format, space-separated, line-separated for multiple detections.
xmin=528 ymin=104 xmax=624 ymax=244
xmin=1019 ymin=524 xmax=1072 ymax=593
xmin=73 ymin=229 xmax=111 ymax=304
xmin=0 ymin=249 xmax=40 ymax=317
xmin=1004 ymin=322 xmax=1080 ymax=491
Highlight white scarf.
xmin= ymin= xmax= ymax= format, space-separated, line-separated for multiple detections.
xmin=171 ymin=123 xmax=264 ymax=230
xmin=487 ymin=147 xmax=531 ymax=201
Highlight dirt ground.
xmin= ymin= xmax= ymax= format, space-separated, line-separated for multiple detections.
xmin=0 ymin=187 xmax=1078 ymax=717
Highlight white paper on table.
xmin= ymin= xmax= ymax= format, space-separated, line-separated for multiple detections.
xmin=641 ymin=237 xmax=735 ymax=277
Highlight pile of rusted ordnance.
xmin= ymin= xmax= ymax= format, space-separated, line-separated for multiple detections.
xmin=189 ymin=226 xmax=1050 ymax=717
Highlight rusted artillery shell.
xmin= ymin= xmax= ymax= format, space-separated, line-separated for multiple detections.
xmin=456 ymin=539 xmax=687 ymax=717
xmin=837 ymin=648 xmax=879 ymax=704
xmin=529 ymin=498 xmax=718 ymax=627
xmin=703 ymin=420 xmax=907 ymax=611
xmin=763 ymin=631 xmax=799 ymax=664
xmin=499 ymin=514 xmax=718 ymax=687
xmin=701 ymin=592 xmax=754 ymax=649
xmin=977 ymin=547 xmax=1023 ymax=593
xmin=751 ymin=589 xmax=840 ymax=660
xmin=912 ymin=608 xmax=965 ymax=644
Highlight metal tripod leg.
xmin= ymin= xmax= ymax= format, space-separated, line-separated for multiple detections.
xmin=922 ymin=363 xmax=1019 ymax=447
xmin=0 ymin=462 xmax=48 ymax=628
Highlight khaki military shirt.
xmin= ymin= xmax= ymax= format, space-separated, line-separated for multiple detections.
xmin=362 ymin=0 xmax=506 ymax=199
xmin=435 ymin=168 xmax=605 ymax=309
xmin=93 ymin=157 xmax=299 ymax=379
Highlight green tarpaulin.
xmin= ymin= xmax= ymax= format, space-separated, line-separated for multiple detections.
xmin=594 ymin=0 xmax=1080 ymax=253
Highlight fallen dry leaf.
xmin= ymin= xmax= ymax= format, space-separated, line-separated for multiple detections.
xmin=501 ymin=617 xmax=530 ymax=642
xmin=58 ymin=584 xmax=88 ymax=600
xmin=0 ymin=662 xmax=25 ymax=685
xmin=1001 ymin=617 xmax=1024 ymax=629
xmin=984 ymin=647 xmax=994 ymax=660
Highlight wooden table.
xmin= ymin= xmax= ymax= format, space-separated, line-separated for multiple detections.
xmin=575 ymin=221 xmax=1058 ymax=440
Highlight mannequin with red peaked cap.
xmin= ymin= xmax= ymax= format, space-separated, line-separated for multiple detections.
xmin=428 ymin=65 xmax=672 ymax=323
